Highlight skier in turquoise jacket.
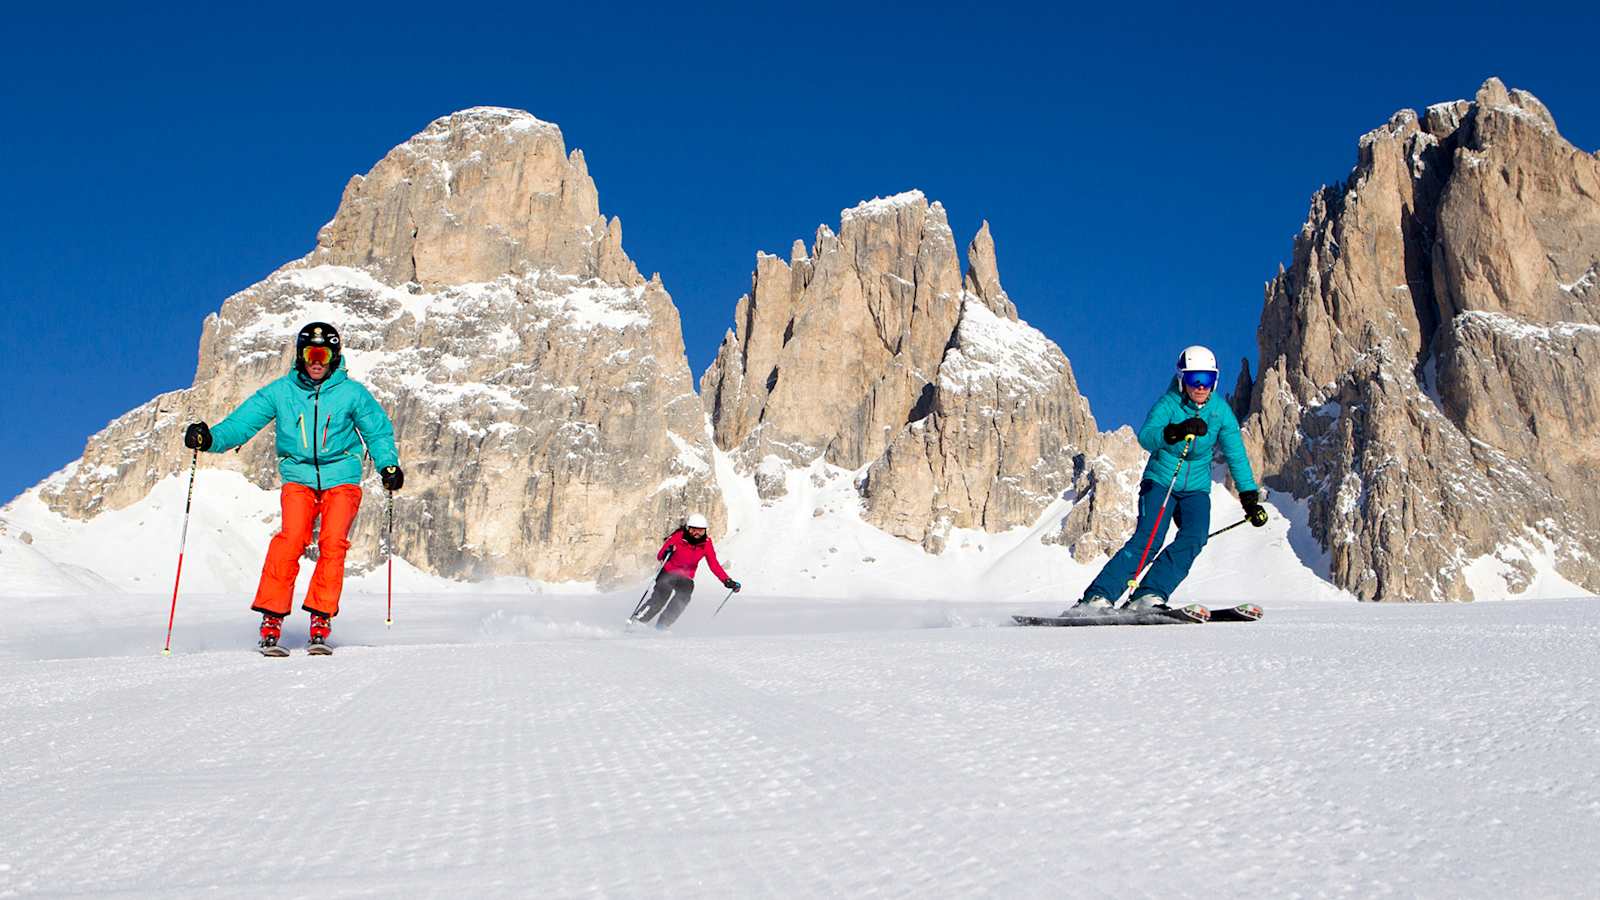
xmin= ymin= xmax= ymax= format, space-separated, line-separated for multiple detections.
xmin=182 ymin=322 xmax=402 ymax=652
xmin=1068 ymin=345 xmax=1267 ymax=613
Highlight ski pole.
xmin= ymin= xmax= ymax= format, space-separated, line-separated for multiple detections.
xmin=1207 ymin=489 xmax=1270 ymax=539
xmin=385 ymin=488 xmax=395 ymax=628
xmin=161 ymin=449 xmax=199 ymax=656
xmin=712 ymin=587 xmax=737 ymax=618
xmin=1122 ymin=436 xmax=1194 ymax=603
xmin=629 ymin=548 xmax=674 ymax=620
xmin=1207 ymin=517 xmax=1249 ymax=539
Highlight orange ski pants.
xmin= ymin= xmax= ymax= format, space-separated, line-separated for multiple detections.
xmin=252 ymin=483 xmax=363 ymax=618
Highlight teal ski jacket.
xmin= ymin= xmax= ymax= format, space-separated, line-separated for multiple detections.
xmin=207 ymin=366 xmax=399 ymax=490
xmin=1136 ymin=377 xmax=1258 ymax=494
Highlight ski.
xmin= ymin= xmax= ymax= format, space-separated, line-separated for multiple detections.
xmin=307 ymin=642 xmax=333 ymax=656
xmin=1013 ymin=603 xmax=1211 ymax=627
xmin=259 ymin=644 xmax=290 ymax=657
xmin=1208 ymin=603 xmax=1264 ymax=622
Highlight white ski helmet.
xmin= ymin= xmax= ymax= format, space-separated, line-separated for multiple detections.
xmin=1176 ymin=345 xmax=1219 ymax=374
xmin=685 ymin=513 xmax=709 ymax=529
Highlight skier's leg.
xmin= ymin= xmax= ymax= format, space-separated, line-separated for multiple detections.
xmin=1136 ymin=490 xmax=1212 ymax=600
xmin=1082 ymin=481 xmax=1175 ymax=600
xmin=657 ymin=575 xmax=697 ymax=628
xmin=303 ymin=484 xmax=362 ymax=618
xmin=252 ymin=485 xmax=316 ymax=617
xmin=635 ymin=572 xmax=676 ymax=623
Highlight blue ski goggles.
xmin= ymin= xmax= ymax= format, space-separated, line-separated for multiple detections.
xmin=1181 ymin=370 xmax=1218 ymax=390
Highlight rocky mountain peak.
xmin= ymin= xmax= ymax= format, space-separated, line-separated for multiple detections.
xmin=1244 ymin=78 xmax=1600 ymax=601
xmin=312 ymin=107 xmax=641 ymax=289
xmin=701 ymin=189 xmax=965 ymax=471
xmin=702 ymin=193 xmax=1137 ymax=557
xmin=1471 ymin=77 xmax=1559 ymax=136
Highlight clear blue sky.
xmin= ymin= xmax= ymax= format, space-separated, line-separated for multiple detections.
xmin=3 ymin=1 xmax=1596 ymax=504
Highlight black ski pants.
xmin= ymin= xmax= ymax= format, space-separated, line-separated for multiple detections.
xmin=638 ymin=572 xmax=695 ymax=627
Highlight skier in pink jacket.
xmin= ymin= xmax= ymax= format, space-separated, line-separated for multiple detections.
xmin=631 ymin=513 xmax=740 ymax=628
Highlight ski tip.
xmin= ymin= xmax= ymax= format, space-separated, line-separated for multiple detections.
xmin=1205 ymin=604 xmax=1264 ymax=622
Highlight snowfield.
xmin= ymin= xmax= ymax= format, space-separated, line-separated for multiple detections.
xmin=3 ymin=590 xmax=1599 ymax=897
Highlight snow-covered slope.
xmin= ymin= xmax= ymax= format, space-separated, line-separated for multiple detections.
xmin=3 ymin=591 xmax=1598 ymax=896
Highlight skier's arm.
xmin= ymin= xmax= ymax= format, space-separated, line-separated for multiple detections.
xmin=658 ymin=533 xmax=679 ymax=561
xmin=352 ymin=386 xmax=400 ymax=470
xmin=1136 ymin=393 xmax=1176 ymax=453
xmin=1217 ymin=407 xmax=1259 ymax=493
xmin=207 ymin=387 xmax=277 ymax=453
xmin=703 ymin=541 xmax=731 ymax=583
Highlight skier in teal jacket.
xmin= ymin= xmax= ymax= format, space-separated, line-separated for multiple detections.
xmin=1068 ymin=345 xmax=1267 ymax=613
xmin=182 ymin=322 xmax=402 ymax=652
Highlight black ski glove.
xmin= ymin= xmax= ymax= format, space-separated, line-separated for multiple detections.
xmin=183 ymin=422 xmax=212 ymax=451
xmin=380 ymin=465 xmax=404 ymax=491
xmin=723 ymin=579 xmax=741 ymax=592
xmin=1162 ymin=417 xmax=1208 ymax=444
xmin=1240 ymin=489 xmax=1268 ymax=527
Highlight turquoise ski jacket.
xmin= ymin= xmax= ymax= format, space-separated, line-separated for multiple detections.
xmin=207 ymin=366 xmax=399 ymax=490
xmin=1136 ymin=377 xmax=1258 ymax=494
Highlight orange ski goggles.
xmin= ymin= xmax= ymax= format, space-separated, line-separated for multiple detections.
xmin=301 ymin=346 xmax=334 ymax=366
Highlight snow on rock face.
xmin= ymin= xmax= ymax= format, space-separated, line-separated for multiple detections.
xmin=840 ymin=189 xmax=929 ymax=220
xmin=934 ymin=300 xmax=1057 ymax=391
xmin=34 ymin=110 xmax=720 ymax=586
xmin=864 ymin=295 xmax=1137 ymax=557
xmin=703 ymin=195 xmax=1137 ymax=559
xmin=1245 ymin=77 xmax=1600 ymax=601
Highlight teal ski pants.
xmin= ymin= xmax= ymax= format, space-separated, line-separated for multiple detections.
xmin=1085 ymin=481 xmax=1211 ymax=602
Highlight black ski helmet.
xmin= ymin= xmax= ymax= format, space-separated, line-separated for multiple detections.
xmin=295 ymin=322 xmax=342 ymax=376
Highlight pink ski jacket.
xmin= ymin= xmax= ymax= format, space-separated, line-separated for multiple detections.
xmin=658 ymin=530 xmax=730 ymax=582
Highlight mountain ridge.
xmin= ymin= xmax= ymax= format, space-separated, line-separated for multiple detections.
xmin=6 ymin=82 xmax=1597 ymax=601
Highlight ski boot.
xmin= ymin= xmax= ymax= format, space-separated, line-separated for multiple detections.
xmin=1124 ymin=592 xmax=1169 ymax=612
xmin=259 ymin=614 xmax=289 ymax=657
xmin=1127 ymin=591 xmax=1210 ymax=623
xmin=1060 ymin=595 xmax=1114 ymax=616
xmin=307 ymin=613 xmax=333 ymax=656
